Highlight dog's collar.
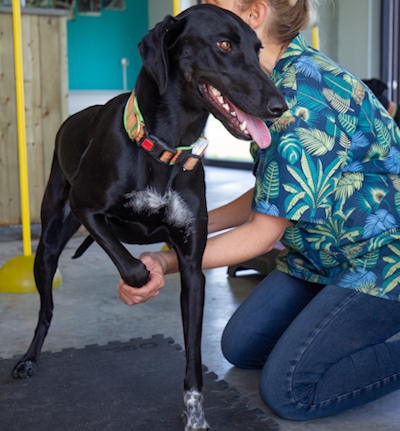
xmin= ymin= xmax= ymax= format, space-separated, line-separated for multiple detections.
xmin=123 ymin=90 xmax=208 ymax=171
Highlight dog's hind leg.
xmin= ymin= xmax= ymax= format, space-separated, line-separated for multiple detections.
xmin=12 ymin=156 xmax=81 ymax=379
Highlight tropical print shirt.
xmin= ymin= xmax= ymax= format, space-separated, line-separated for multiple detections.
xmin=251 ymin=34 xmax=400 ymax=301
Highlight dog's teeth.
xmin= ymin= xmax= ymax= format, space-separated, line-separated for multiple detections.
xmin=223 ymin=103 xmax=230 ymax=111
xmin=211 ymin=86 xmax=221 ymax=97
xmin=245 ymin=130 xmax=250 ymax=135
xmin=231 ymin=111 xmax=237 ymax=117
xmin=240 ymin=121 xmax=247 ymax=131
xmin=217 ymin=96 xmax=224 ymax=104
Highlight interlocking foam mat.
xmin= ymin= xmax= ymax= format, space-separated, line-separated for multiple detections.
xmin=0 ymin=335 xmax=280 ymax=431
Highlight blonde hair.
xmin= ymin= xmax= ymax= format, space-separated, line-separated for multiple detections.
xmin=238 ymin=0 xmax=319 ymax=45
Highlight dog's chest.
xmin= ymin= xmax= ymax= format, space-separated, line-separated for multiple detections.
xmin=124 ymin=187 xmax=194 ymax=231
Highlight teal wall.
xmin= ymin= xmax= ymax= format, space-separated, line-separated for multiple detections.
xmin=67 ymin=0 xmax=148 ymax=90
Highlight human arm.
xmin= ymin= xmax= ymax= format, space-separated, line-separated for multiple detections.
xmin=118 ymin=189 xmax=256 ymax=305
xmin=202 ymin=209 xmax=288 ymax=270
xmin=118 ymin=210 xmax=288 ymax=305
xmin=207 ymin=188 xmax=254 ymax=234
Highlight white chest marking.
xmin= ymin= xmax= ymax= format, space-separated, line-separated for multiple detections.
xmin=124 ymin=187 xmax=194 ymax=231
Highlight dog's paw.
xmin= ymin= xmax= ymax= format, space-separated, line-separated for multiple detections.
xmin=12 ymin=359 xmax=37 ymax=379
xmin=135 ymin=266 xmax=151 ymax=288
xmin=183 ymin=390 xmax=210 ymax=431
xmin=122 ymin=262 xmax=150 ymax=288
xmin=182 ymin=412 xmax=211 ymax=431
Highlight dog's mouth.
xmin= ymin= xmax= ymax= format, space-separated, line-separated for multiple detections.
xmin=198 ymin=82 xmax=272 ymax=149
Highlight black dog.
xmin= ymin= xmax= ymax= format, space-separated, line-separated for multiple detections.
xmin=12 ymin=5 xmax=286 ymax=430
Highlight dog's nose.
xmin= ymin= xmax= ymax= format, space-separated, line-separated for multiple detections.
xmin=267 ymin=98 xmax=288 ymax=117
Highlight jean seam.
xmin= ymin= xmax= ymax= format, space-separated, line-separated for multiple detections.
xmin=312 ymin=371 xmax=400 ymax=407
xmin=288 ymin=289 xmax=362 ymax=407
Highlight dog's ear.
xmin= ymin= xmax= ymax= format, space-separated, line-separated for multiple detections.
xmin=138 ymin=15 xmax=184 ymax=95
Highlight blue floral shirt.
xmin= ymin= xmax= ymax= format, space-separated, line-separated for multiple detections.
xmin=251 ymin=34 xmax=400 ymax=301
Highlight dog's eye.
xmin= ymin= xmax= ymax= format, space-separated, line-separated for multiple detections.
xmin=257 ymin=45 xmax=264 ymax=58
xmin=218 ymin=41 xmax=231 ymax=52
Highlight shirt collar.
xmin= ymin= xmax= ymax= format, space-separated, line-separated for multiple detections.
xmin=273 ymin=33 xmax=311 ymax=76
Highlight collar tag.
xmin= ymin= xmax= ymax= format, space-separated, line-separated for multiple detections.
xmin=191 ymin=137 xmax=209 ymax=156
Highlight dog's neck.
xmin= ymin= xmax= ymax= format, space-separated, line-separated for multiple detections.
xmin=124 ymin=88 xmax=208 ymax=171
xmin=136 ymin=70 xmax=210 ymax=142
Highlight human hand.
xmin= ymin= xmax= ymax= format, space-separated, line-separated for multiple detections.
xmin=118 ymin=252 xmax=167 ymax=305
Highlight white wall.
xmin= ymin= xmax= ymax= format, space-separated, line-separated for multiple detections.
xmin=148 ymin=0 xmax=173 ymax=28
xmin=148 ymin=0 xmax=197 ymax=28
xmin=337 ymin=0 xmax=381 ymax=79
xmin=180 ymin=0 xmax=197 ymax=10
xmin=303 ymin=0 xmax=381 ymax=80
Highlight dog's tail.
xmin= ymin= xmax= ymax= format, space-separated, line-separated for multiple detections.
xmin=72 ymin=235 xmax=94 ymax=259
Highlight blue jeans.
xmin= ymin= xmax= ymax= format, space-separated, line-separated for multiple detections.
xmin=221 ymin=269 xmax=400 ymax=420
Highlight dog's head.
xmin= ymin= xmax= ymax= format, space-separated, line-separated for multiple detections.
xmin=138 ymin=4 xmax=287 ymax=149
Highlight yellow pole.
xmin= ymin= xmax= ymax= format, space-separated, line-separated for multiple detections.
xmin=12 ymin=0 xmax=31 ymax=257
xmin=173 ymin=0 xmax=180 ymax=16
xmin=312 ymin=26 xmax=320 ymax=50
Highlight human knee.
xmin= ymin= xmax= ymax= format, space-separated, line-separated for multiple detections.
xmin=260 ymin=357 xmax=319 ymax=421
xmin=259 ymin=357 xmax=290 ymax=418
xmin=221 ymin=323 xmax=252 ymax=368
xmin=222 ymin=314 xmax=279 ymax=368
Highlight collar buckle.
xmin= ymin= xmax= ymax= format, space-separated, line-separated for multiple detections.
xmin=137 ymin=128 xmax=177 ymax=164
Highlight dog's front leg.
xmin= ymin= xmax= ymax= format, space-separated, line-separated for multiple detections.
xmin=73 ymin=209 xmax=149 ymax=287
xmin=175 ymin=242 xmax=210 ymax=431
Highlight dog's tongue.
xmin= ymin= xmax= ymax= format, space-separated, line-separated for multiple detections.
xmin=235 ymin=106 xmax=272 ymax=149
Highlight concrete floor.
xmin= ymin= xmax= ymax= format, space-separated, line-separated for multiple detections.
xmin=1 ymin=166 xmax=400 ymax=431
